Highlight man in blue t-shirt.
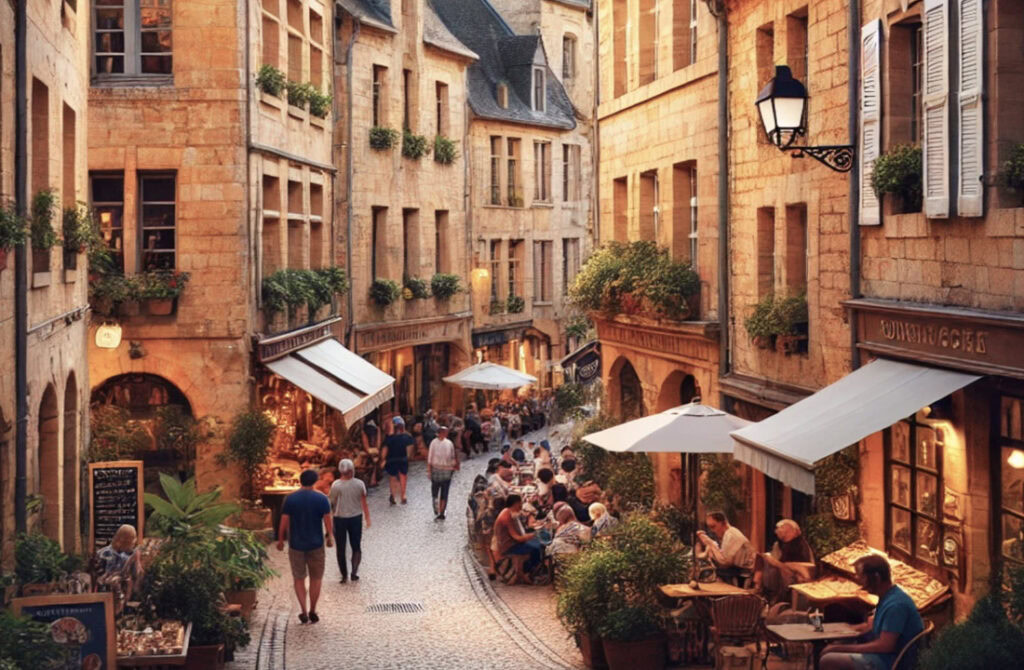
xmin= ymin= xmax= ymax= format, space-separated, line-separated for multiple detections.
xmin=820 ymin=554 xmax=925 ymax=670
xmin=277 ymin=469 xmax=333 ymax=624
xmin=381 ymin=416 xmax=415 ymax=505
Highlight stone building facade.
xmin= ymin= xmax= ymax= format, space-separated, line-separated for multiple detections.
xmin=0 ymin=1 xmax=91 ymax=557
xmin=594 ymin=0 xmax=721 ymax=503
xmin=434 ymin=0 xmax=595 ymax=394
xmin=334 ymin=0 xmax=475 ymax=416
xmin=86 ymin=0 xmax=337 ymax=494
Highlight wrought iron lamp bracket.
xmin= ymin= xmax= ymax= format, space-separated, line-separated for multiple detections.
xmin=781 ymin=144 xmax=855 ymax=173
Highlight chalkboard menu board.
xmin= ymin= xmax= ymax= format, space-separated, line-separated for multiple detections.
xmin=88 ymin=461 xmax=144 ymax=552
xmin=13 ymin=592 xmax=116 ymax=670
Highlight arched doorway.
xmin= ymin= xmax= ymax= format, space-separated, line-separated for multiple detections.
xmin=618 ymin=360 xmax=645 ymax=420
xmin=37 ymin=384 xmax=61 ymax=543
xmin=656 ymin=371 xmax=701 ymax=412
xmin=63 ymin=372 xmax=79 ymax=552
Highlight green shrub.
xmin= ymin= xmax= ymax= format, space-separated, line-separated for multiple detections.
xmin=557 ymin=547 xmax=630 ymax=636
xmin=803 ymin=513 xmax=860 ymax=559
xmin=606 ymin=453 xmax=655 ymax=511
xmin=286 ymin=80 xmax=313 ymax=108
xmin=700 ymin=455 xmax=745 ymax=523
xmin=61 ymin=202 xmax=101 ymax=253
xmin=506 ymin=294 xmax=525 ymax=313
xmin=404 ymin=276 xmax=430 ymax=299
xmin=255 ymin=65 xmax=286 ymax=97
xmin=555 ymin=382 xmax=585 ymax=413
xmin=308 ymin=87 xmax=332 ymax=118
xmin=430 ymin=272 xmax=460 ymax=299
xmin=89 ymin=404 xmax=150 ymax=462
xmin=29 ymin=189 xmax=60 ymax=250
xmin=153 ymin=405 xmax=201 ymax=463
xmin=565 ymin=315 xmax=592 ymax=340
xmin=369 ymin=126 xmax=400 ymax=150
xmin=998 ymin=143 xmax=1024 ymax=192
xmin=488 ymin=298 xmax=505 ymax=315
xmin=572 ymin=414 xmax=620 ymax=487
xmin=221 ymin=411 xmax=275 ymax=502
xmin=0 ymin=201 xmax=27 ymax=250
xmin=871 ymin=144 xmax=922 ymax=212
xmin=262 ymin=268 xmax=346 ymax=317
xmin=743 ymin=294 xmax=781 ymax=340
xmin=918 ymin=595 xmax=1024 ymax=670
xmin=775 ymin=294 xmax=808 ymax=335
xmin=369 ymin=278 xmax=401 ymax=306
xmin=402 ymin=129 xmax=430 ymax=159
xmin=315 ymin=266 xmax=350 ymax=296
xmin=570 ymin=241 xmax=699 ymax=320
xmin=434 ymin=135 xmax=458 ymax=164
xmin=89 ymin=274 xmax=140 ymax=308
xmin=0 ymin=610 xmax=70 ymax=668
xmin=15 ymin=533 xmax=70 ymax=585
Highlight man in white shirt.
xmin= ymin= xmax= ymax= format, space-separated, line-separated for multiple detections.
xmin=427 ymin=425 xmax=459 ymax=521
xmin=696 ymin=511 xmax=757 ymax=584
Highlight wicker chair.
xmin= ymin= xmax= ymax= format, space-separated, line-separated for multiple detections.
xmin=892 ymin=620 xmax=935 ymax=670
xmin=710 ymin=594 xmax=768 ymax=670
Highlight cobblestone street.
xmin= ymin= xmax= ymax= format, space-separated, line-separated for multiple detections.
xmin=229 ymin=452 xmax=583 ymax=670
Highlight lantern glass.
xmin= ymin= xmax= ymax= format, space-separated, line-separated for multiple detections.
xmin=774 ymin=96 xmax=806 ymax=132
xmin=757 ymin=98 xmax=777 ymax=138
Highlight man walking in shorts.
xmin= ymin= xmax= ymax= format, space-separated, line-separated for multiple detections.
xmin=381 ymin=416 xmax=414 ymax=504
xmin=277 ymin=469 xmax=333 ymax=623
xmin=427 ymin=425 xmax=459 ymax=520
xmin=329 ymin=459 xmax=371 ymax=583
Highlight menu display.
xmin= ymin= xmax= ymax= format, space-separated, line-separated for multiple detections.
xmin=13 ymin=593 xmax=116 ymax=669
xmin=88 ymin=461 xmax=144 ymax=552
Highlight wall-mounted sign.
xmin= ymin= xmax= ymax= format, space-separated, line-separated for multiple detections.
xmin=357 ymin=315 xmax=469 ymax=353
xmin=575 ymin=350 xmax=601 ymax=385
xmin=88 ymin=461 xmax=144 ymax=552
xmin=94 ymin=323 xmax=123 ymax=349
xmin=13 ymin=592 xmax=116 ymax=669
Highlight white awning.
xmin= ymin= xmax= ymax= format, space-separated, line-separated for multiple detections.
xmin=265 ymin=339 xmax=394 ymax=425
xmin=730 ymin=359 xmax=980 ymax=495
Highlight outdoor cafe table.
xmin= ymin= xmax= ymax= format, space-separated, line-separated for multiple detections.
xmin=658 ymin=582 xmax=755 ymax=666
xmin=659 ymin=581 xmax=753 ymax=604
xmin=766 ymin=622 xmax=861 ymax=670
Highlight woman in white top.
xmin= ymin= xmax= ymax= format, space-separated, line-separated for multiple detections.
xmin=328 ymin=459 xmax=371 ymax=583
xmin=427 ymin=425 xmax=460 ymax=521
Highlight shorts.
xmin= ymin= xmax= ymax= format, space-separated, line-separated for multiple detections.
xmin=288 ymin=546 xmax=326 ymax=580
xmin=821 ymin=653 xmax=888 ymax=670
xmin=385 ymin=460 xmax=408 ymax=477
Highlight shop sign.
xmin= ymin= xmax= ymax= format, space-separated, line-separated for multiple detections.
xmin=850 ymin=299 xmax=1024 ymax=379
xmin=88 ymin=461 xmax=144 ymax=553
xmin=575 ymin=350 xmax=601 ymax=385
xmin=258 ymin=322 xmax=336 ymax=362
xmin=356 ymin=315 xmax=468 ymax=353
xmin=13 ymin=593 xmax=116 ymax=669
xmin=597 ymin=319 xmax=717 ymax=363
xmin=472 ymin=327 xmax=525 ymax=348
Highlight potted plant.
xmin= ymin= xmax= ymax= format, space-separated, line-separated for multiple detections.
xmin=744 ymin=294 xmax=780 ymax=350
xmin=29 ymin=189 xmax=60 ymax=273
xmin=557 ymin=549 xmax=621 ymax=669
xmin=434 ymin=135 xmax=458 ymax=165
xmin=430 ymin=273 xmax=460 ymax=300
xmin=255 ymin=65 xmax=286 ymax=98
xmin=774 ymin=294 xmax=809 ymax=354
xmin=220 ymin=410 xmax=275 ymax=529
xmin=404 ymin=276 xmax=430 ymax=300
xmin=308 ymin=87 xmax=332 ymax=119
xmin=871 ymin=144 xmax=923 ymax=214
xmin=137 ymin=269 xmax=190 ymax=315
xmin=14 ymin=532 xmax=72 ymax=596
xmin=214 ymin=526 xmax=276 ymax=619
xmin=489 ymin=298 xmax=505 ymax=315
xmin=997 ymin=142 xmax=1024 ymax=205
xmin=369 ymin=126 xmax=400 ymax=151
xmin=507 ymin=294 xmax=525 ymax=313
xmin=89 ymin=274 xmax=136 ymax=317
xmin=285 ymin=80 xmax=312 ymax=111
xmin=402 ymin=129 xmax=430 ymax=160
xmin=598 ymin=604 xmax=668 ymax=670
xmin=61 ymin=202 xmax=98 ymax=273
xmin=0 ymin=609 xmax=71 ymax=667
xmin=369 ymin=278 xmax=401 ymax=307
xmin=0 ymin=201 xmax=27 ymax=272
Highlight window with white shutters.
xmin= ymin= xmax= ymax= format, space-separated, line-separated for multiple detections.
xmin=956 ymin=0 xmax=984 ymax=217
xmin=922 ymin=0 xmax=950 ymax=219
xmin=860 ymin=19 xmax=882 ymax=226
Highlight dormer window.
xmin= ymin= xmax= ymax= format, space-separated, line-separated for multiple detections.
xmin=497 ymin=83 xmax=509 ymax=109
xmin=532 ymin=67 xmax=545 ymax=112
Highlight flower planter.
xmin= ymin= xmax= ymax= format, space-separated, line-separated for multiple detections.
xmin=93 ymin=297 xmax=114 ymax=317
xmin=146 ymin=297 xmax=176 ymax=316
xmin=577 ymin=632 xmax=609 ymax=669
xmin=752 ymin=334 xmax=774 ymax=350
xmin=602 ymin=635 xmax=666 ymax=670
xmin=118 ymin=299 xmax=141 ymax=317
xmin=776 ymin=333 xmax=807 ymax=355
xmin=225 ymin=589 xmax=258 ymax=620
xmin=238 ymin=506 xmax=272 ymax=530
xmin=184 ymin=643 xmax=224 ymax=670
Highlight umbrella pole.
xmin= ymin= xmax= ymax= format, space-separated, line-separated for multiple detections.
xmin=688 ymin=452 xmax=699 ymax=580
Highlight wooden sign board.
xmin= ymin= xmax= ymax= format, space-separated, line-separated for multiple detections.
xmin=88 ymin=460 xmax=144 ymax=553
xmin=13 ymin=592 xmax=116 ymax=669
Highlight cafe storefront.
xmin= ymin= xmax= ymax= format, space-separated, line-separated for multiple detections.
xmin=731 ymin=298 xmax=1024 ymax=618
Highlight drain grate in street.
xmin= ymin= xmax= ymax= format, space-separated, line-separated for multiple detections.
xmin=365 ymin=602 xmax=425 ymax=614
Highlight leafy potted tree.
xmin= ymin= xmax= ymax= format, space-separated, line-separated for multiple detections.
xmin=557 ymin=549 xmax=621 ymax=669
xmin=214 ymin=526 xmax=277 ymax=619
xmin=0 ymin=201 xmax=27 ymax=273
xmin=871 ymin=144 xmax=922 ymax=214
xmin=744 ymin=294 xmax=781 ymax=350
xmin=430 ymin=273 xmax=460 ymax=300
xmin=369 ymin=278 xmax=401 ymax=307
xmin=221 ymin=410 xmax=276 ymax=530
xmin=14 ymin=532 xmax=73 ymax=596
xmin=598 ymin=604 xmax=668 ymax=670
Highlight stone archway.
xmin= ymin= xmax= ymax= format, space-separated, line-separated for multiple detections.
xmin=655 ymin=370 xmax=702 ymax=413
xmin=62 ymin=372 xmax=79 ymax=552
xmin=37 ymin=383 xmax=61 ymax=543
xmin=616 ymin=359 xmax=645 ymax=420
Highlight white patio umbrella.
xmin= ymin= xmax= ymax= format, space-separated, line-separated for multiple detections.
xmin=442 ymin=362 xmax=538 ymax=390
xmin=582 ymin=401 xmax=750 ymax=454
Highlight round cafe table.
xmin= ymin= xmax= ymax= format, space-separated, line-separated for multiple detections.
xmin=765 ymin=622 xmax=861 ymax=670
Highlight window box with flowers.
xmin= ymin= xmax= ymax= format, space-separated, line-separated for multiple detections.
xmin=506 ymin=294 xmax=525 ymax=314
xmin=138 ymin=270 xmax=191 ymax=316
xmin=61 ymin=202 xmax=100 ymax=276
xmin=369 ymin=126 xmax=400 ymax=151
xmin=0 ymin=201 xmax=27 ymax=273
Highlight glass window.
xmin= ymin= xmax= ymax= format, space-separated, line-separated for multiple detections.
xmin=562 ymin=35 xmax=576 ymax=80
xmin=886 ymin=417 xmax=944 ymax=566
xmin=1000 ymin=396 xmax=1024 ymax=569
xmin=910 ymin=23 xmax=923 ymax=145
xmin=139 ymin=173 xmax=176 ymax=270
xmin=490 ymin=136 xmax=502 ymax=205
xmin=532 ymin=67 xmax=545 ymax=112
xmin=534 ymin=141 xmax=551 ymax=202
xmin=90 ymin=173 xmax=125 ymax=273
xmin=93 ymin=0 xmax=173 ymax=79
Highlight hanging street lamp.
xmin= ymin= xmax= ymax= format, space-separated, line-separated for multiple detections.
xmin=755 ymin=65 xmax=855 ymax=173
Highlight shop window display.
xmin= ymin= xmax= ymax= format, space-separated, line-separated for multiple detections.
xmin=885 ymin=415 xmax=943 ymax=567
xmin=1000 ymin=395 xmax=1024 ymax=570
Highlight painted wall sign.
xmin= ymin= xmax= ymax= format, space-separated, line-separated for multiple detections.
xmin=13 ymin=592 xmax=116 ymax=670
xmin=356 ymin=316 xmax=468 ymax=353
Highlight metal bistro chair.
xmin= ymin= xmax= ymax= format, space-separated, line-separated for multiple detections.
xmin=892 ymin=620 xmax=935 ymax=670
xmin=710 ymin=593 xmax=769 ymax=670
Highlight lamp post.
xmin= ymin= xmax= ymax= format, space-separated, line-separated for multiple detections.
xmin=755 ymin=65 xmax=855 ymax=173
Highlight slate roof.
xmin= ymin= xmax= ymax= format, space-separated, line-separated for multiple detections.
xmin=336 ymin=0 xmax=395 ymax=32
xmin=423 ymin=4 xmax=479 ymax=60
xmin=430 ymin=0 xmax=576 ymax=130
xmin=548 ymin=0 xmax=592 ymax=10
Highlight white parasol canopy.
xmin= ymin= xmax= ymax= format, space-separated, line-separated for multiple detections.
xmin=583 ymin=401 xmax=750 ymax=454
xmin=443 ymin=362 xmax=538 ymax=390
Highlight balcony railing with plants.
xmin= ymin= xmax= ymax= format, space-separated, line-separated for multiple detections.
xmin=569 ymin=241 xmax=701 ymax=322
xmin=368 ymin=273 xmax=464 ymax=315
xmin=743 ymin=293 xmax=809 ymax=354
xmin=90 ymin=270 xmax=192 ymax=317
xmin=261 ymin=267 xmax=349 ymax=330
xmin=255 ymin=65 xmax=331 ymax=120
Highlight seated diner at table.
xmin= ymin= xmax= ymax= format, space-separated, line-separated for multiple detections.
xmin=763 ymin=518 xmax=815 ymax=602
xmin=491 ymin=494 xmax=543 ymax=584
xmin=819 ymin=554 xmax=924 ymax=670
xmin=696 ymin=511 xmax=758 ymax=584
xmin=589 ymin=502 xmax=618 ymax=538
xmin=548 ymin=505 xmax=590 ymax=555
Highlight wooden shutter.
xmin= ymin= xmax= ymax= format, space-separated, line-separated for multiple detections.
xmin=923 ymin=0 xmax=950 ymax=219
xmin=956 ymin=0 xmax=984 ymax=217
xmin=533 ymin=241 xmax=542 ymax=301
xmin=860 ymin=19 xmax=883 ymax=226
